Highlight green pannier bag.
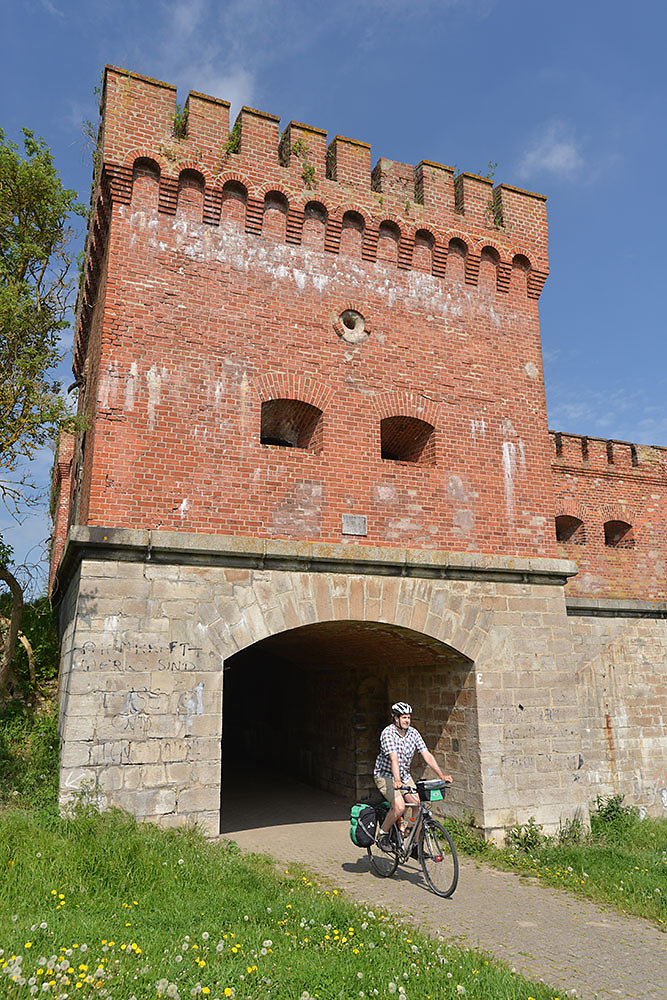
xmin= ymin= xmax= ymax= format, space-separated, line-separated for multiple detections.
xmin=349 ymin=803 xmax=377 ymax=848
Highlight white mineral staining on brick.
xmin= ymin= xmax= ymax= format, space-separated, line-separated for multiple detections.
xmin=146 ymin=365 xmax=166 ymax=430
xmin=124 ymin=361 xmax=138 ymax=410
xmin=178 ymin=498 xmax=190 ymax=520
xmin=470 ymin=418 xmax=486 ymax=441
xmin=99 ymin=359 xmax=121 ymax=409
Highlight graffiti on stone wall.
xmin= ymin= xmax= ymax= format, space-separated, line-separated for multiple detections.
xmin=77 ymin=639 xmax=206 ymax=672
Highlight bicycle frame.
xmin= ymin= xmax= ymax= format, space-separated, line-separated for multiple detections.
xmin=389 ymin=787 xmax=437 ymax=862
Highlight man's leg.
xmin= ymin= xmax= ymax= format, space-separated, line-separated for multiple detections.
xmin=374 ymin=775 xmax=405 ymax=833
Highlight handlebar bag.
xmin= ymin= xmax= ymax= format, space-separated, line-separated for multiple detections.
xmin=416 ymin=779 xmax=449 ymax=802
xmin=349 ymin=803 xmax=377 ymax=848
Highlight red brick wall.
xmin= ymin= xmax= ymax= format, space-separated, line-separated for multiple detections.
xmin=551 ymin=433 xmax=667 ymax=601
xmin=59 ymin=66 xmax=558 ymax=562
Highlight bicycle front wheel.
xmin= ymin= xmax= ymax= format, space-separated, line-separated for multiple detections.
xmin=367 ymin=830 xmax=400 ymax=878
xmin=419 ymin=820 xmax=458 ymax=897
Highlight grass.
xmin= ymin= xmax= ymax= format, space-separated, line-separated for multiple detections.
xmin=0 ymin=706 xmax=567 ymax=1000
xmin=0 ymin=808 xmax=565 ymax=1000
xmin=442 ymin=807 xmax=667 ymax=927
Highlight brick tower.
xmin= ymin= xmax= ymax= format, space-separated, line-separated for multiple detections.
xmin=50 ymin=67 xmax=666 ymax=836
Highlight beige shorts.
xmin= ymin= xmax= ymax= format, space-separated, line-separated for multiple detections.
xmin=374 ymin=774 xmax=417 ymax=803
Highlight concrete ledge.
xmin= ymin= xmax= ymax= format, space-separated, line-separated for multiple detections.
xmin=566 ymin=596 xmax=667 ymax=619
xmin=53 ymin=526 xmax=578 ymax=601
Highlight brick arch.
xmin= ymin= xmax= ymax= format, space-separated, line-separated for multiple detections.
xmin=252 ymin=372 xmax=335 ymax=413
xmin=211 ymin=572 xmax=492 ymax=665
xmin=370 ymin=390 xmax=440 ymax=428
xmin=554 ymin=498 xmax=590 ymax=523
xmin=123 ymin=148 xmax=172 ymax=175
xmin=216 ymin=170 xmax=251 ymax=192
xmin=476 ymin=239 xmax=508 ymax=265
xmin=257 ymin=181 xmax=292 ymax=203
xmin=335 ymin=204 xmax=370 ymax=228
xmin=375 ymin=214 xmax=404 ymax=236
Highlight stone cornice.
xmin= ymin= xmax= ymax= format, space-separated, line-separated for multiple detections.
xmin=53 ymin=526 xmax=578 ymax=602
xmin=566 ymin=596 xmax=667 ymax=619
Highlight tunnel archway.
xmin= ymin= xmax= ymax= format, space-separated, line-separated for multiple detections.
xmin=221 ymin=620 xmax=475 ymax=829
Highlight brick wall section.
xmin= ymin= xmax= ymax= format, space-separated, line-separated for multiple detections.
xmin=550 ymin=432 xmax=667 ymax=600
xmin=49 ymin=433 xmax=75 ymax=592
xmin=57 ymin=65 xmax=558 ymax=566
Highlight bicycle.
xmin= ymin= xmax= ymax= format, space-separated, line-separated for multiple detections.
xmin=367 ymin=779 xmax=459 ymax=898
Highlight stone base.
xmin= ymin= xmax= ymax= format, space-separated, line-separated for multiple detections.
xmin=54 ymin=529 xmax=666 ymax=835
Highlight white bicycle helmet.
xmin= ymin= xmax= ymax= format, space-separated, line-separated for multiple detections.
xmin=391 ymin=701 xmax=412 ymax=716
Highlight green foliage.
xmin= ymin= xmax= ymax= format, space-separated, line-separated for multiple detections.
xmin=224 ymin=120 xmax=241 ymax=156
xmin=0 ymin=593 xmax=59 ymax=689
xmin=172 ymin=103 xmax=189 ymax=140
xmin=505 ymin=816 xmax=546 ymax=852
xmin=443 ymin=803 xmax=666 ymax=925
xmin=556 ymin=813 xmax=587 ymax=846
xmin=0 ymin=127 xmax=85 ymax=487
xmin=289 ymin=138 xmax=317 ymax=190
xmin=0 ymin=806 xmax=559 ymax=1000
xmin=590 ymin=794 xmax=639 ymax=833
xmin=0 ymin=699 xmax=59 ymax=811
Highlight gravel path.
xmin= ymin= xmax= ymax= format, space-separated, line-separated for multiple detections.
xmin=220 ymin=772 xmax=666 ymax=1000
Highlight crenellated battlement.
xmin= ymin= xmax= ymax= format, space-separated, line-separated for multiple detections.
xmin=73 ymin=65 xmax=550 ymax=374
xmin=550 ymin=431 xmax=667 ymax=477
xmin=98 ymin=67 xmax=548 ymax=262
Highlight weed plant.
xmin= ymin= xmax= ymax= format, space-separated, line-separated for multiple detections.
xmin=0 ymin=808 xmax=563 ymax=1000
xmin=443 ymin=804 xmax=666 ymax=926
xmin=0 ymin=700 xmax=59 ymax=811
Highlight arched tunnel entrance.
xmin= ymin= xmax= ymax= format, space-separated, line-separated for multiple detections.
xmin=220 ymin=620 xmax=476 ymax=832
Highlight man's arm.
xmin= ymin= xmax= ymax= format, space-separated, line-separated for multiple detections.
xmin=388 ymin=751 xmax=403 ymax=789
xmin=420 ymin=748 xmax=452 ymax=783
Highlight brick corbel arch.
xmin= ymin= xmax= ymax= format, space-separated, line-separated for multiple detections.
xmin=371 ymin=390 xmax=440 ymax=429
xmin=252 ymin=372 xmax=335 ymax=414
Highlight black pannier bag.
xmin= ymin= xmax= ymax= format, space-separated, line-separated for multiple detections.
xmin=349 ymin=803 xmax=377 ymax=848
xmin=416 ymin=778 xmax=449 ymax=802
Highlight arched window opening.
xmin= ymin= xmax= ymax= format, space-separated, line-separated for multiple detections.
xmin=555 ymin=515 xmax=585 ymax=545
xmin=512 ymin=253 xmax=531 ymax=272
xmin=480 ymin=246 xmax=500 ymax=291
xmin=261 ymin=399 xmax=323 ymax=452
xmin=380 ymin=416 xmax=435 ymax=466
xmin=447 ymin=238 xmax=467 ymax=282
xmin=413 ymin=229 xmax=434 ymax=273
xmin=377 ymin=220 xmax=400 ymax=263
xmin=303 ymin=200 xmax=327 ymax=248
xmin=604 ymin=520 xmax=635 ymax=549
xmin=341 ymin=210 xmax=365 ymax=256
xmin=263 ymin=190 xmax=288 ymax=239
xmin=131 ymin=157 xmax=160 ymax=210
xmin=177 ymin=169 xmax=205 ymax=219
xmin=221 ymin=180 xmax=247 ymax=228
xmin=342 ymin=210 xmax=364 ymax=232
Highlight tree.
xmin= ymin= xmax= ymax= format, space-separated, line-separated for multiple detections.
xmin=0 ymin=127 xmax=85 ymax=694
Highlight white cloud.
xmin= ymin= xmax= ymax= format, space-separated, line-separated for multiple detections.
xmin=518 ymin=120 xmax=584 ymax=181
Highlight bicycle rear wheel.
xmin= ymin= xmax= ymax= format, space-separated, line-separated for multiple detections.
xmin=419 ymin=820 xmax=458 ymax=897
xmin=367 ymin=828 xmax=400 ymax=878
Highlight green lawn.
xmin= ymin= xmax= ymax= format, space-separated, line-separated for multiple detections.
xmin=443 ymin=806 xmax=667 ymax=927
xmin=1 ymin=807 xmax=563 ymax=1000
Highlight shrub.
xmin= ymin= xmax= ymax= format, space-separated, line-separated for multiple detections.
xmin=505 ymin=816 xmax=546 ymax=852
xmin=0 ymin=699 xmax=59 ymax=811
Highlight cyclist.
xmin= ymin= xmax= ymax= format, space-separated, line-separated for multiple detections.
xmin=374 ymin=702 xmax=451 ymax=851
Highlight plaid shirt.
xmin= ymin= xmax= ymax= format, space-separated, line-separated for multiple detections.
xmin=374 ymin=724 xmax=427 ymax=781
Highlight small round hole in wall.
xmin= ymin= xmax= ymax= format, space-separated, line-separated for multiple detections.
xmin=338 ymin=309 xmax=367 ymax=343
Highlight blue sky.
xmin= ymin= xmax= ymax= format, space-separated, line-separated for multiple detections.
xmin=1 ymin=0 xmax=665 ymax=585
